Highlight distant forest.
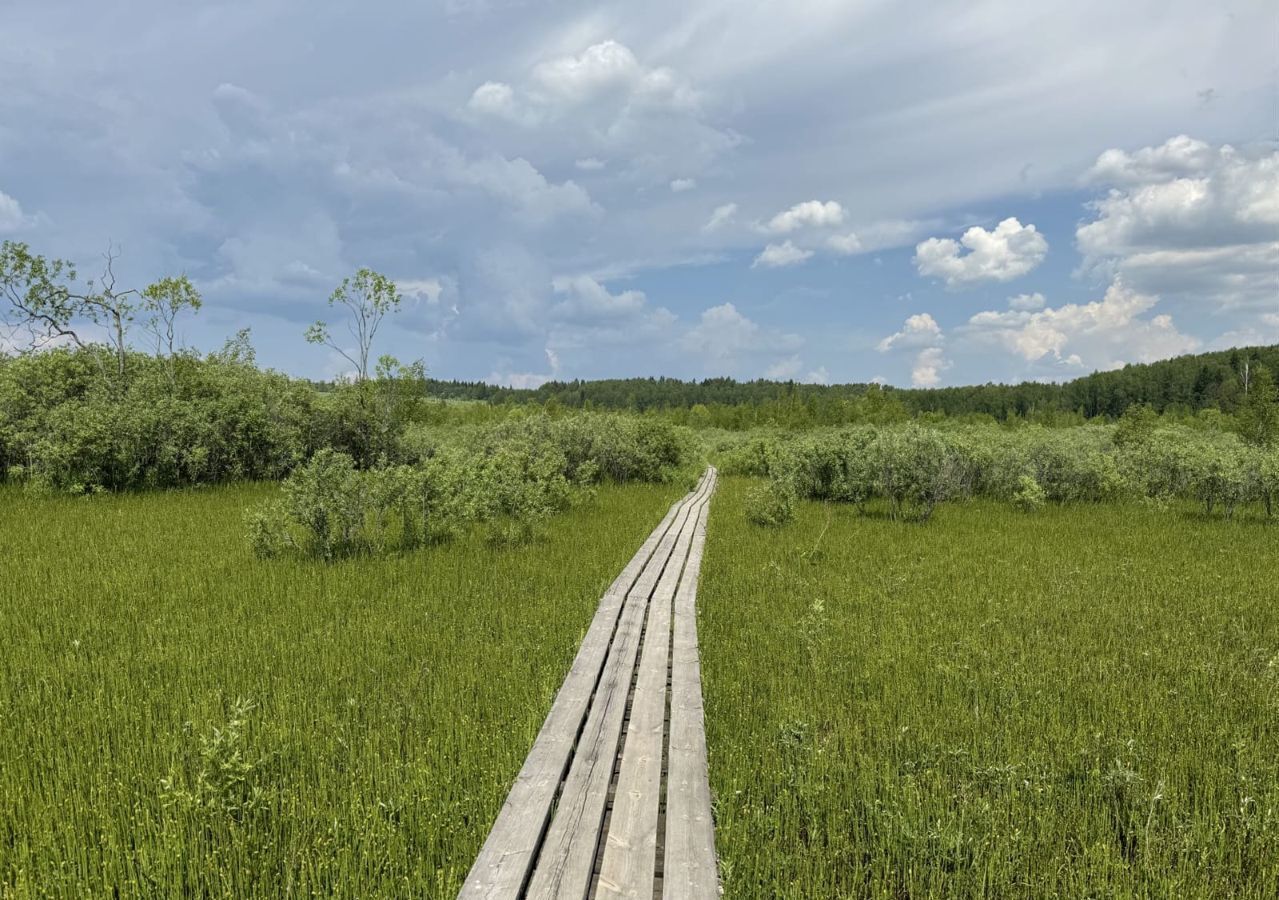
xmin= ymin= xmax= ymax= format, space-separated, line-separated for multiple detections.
xmin=408 ymin=345 xmax=1279 ymax=422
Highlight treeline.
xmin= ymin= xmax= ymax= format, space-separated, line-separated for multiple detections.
xmin=416 ymin=345 xmax=1279 ymax=425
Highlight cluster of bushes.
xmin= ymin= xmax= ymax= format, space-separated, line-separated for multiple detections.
xmin=0 ymin=345 xmax=317 ymax=492
xmin=247 ymin=413 xmax=692 ymax=559
xmin=0 ymin=352 xmax=442 ymax=496
xmin=722 ymin=420 xmax=1279 ymax=525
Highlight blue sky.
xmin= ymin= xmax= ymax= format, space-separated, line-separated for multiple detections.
xmin=1 ymin=0 xmax=1275 ymax=387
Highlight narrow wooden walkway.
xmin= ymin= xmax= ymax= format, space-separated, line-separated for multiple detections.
xmin=461 ymin=468 xmax=719 ymax=900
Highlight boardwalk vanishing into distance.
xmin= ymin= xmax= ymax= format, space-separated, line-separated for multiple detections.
xmin=461 ymin=468 xmax=719 ymax=900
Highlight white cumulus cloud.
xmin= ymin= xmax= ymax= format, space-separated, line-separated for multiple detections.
xmin=752 ymin=240 xmax=813 ymax=268
xmin=766 ymin=200 xmax=845 ymax=234
xmin=680 ymin=302 xmax=801 ymax=368
xmin=963 ymin=281 xmax=1199 ymax=373
xmin=914 ymin=217 xmax=1048 ymax=287
xmin=877 ymin=312 xmax=943 ymax=351
xmin=0 ymin=190 xmax=28 ymax=233
xmin=911 ymin=347 xmax=949 ymax=387
xmin=1077 ymin=137 xmax=1279 ymax=313
xmin=670 ymin=178 xmax=697 ymax=192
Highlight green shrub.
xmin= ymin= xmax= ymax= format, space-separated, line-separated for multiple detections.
xmin=745 ymin=481 xmax=795 ymax=527
xmin=1012 ymin=474 xmax=1047 ymax=512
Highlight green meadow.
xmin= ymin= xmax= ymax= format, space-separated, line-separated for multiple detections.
xmin=699 ymin=478 xmax=1279 ymax=898
xmin=0 ymin=481 xmax=681 ymax=898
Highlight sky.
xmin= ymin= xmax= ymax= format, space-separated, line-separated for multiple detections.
xmin=1 ymin=0 xmax=1276 ymax=388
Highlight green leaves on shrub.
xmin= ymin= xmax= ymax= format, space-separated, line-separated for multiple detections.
xmin=247 ymin=413 xmax=694 ymax=559
xmin=735 ymin=422 xmax=1279 ymax=523
xmin=745 ymin=481 xmax=795 ymax=527
xmin=1013 ymin=475 xmax=1047 ymax=512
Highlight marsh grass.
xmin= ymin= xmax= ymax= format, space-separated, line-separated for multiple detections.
xmin=700 ymin=477 xmax=1279 ymax=898
xmin=0 ymin=480 xmax=680 ymax=897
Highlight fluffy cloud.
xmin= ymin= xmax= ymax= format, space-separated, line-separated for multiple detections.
xmin=487 ymin=348 xmax=562 ymax=389
xmin=914 ymin=217 xmax=1048 ymax=287
xmin=550 ymin=274 xmax=648 ymax=323
xmin=1084 ymin=134 xmax=1220 ymax=186
xmin=765 ymin=355 xmax=803 ymax=379
xmin=963 ymin=281 xmax=1199 ymax=373
xmin=876 ymin=312 xmax=943 ymax=351
xmin=911 ymin=347 xmax=949 ymax=388
xmin=752 ymin=240 xmax=812 ymax=268
xmin=878 ymin=312 xmax=949 ymax=387
xmin=1077 ymin=136 xmax=1279 ymax=313
xmin=544 ymin=274 xmax=678 ymax=352
xmin=826 ymin=232 xmax=862 ymax=255
xmin=468 ymin=81 xmax=521 ymax=120
xmin=1008 ymin=292 xmax=1046 ymax=311
xmin=465 ymin=38 xmax=735 ymax=189
xmin=670 ymin=178 xmax=696 ymax=193
xmin=531 ymin=41 xmax=650 ymax=106
xmin=766 ymin=200 xmax=845 ymax=234
xmin=0 ymin=190 xmax=27 ymax=233
xmin=679 ymin=302 xmax=801 ymax=367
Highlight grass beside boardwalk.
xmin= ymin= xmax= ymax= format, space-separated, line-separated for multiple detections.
xmin=700 ymin=477 xmax=1279 ymax=899
xmin=0 ymin=480 xmax=681 ymax=898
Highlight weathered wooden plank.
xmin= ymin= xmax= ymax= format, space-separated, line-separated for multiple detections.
xmin=663 ymin=469 xmax=720 ymax=900
xmin=524 ymin=474 xmax=713 ymax=900
xmin=459 ymin=474 xmax=708 ymax=899
xmin=596 ymin=480 xmax=713 ymax=898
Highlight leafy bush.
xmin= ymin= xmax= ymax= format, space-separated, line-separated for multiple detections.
xmin=871 ymin=426 xmax=962 ymax=522
xmin=745 ymin=481 xmax=795 ymax=527
xmin=245 ymin=408 xmax=695 ymax=559
xmin=1012 ymin=474 xmax=1047 ymax=512
xmin=160 ymin=697 xmax=270 ymax=823
xmin=1 ymin=346 xmax=314 ymax=491
xmin=717 ymin=418 xmax=1279 ymax=523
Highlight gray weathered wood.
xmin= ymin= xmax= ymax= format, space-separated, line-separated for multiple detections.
xmin=524 ymin=474 xmax=712 ymax=900
xmin=459 ymin=474 xmax=708 ymax=899
xmin=663 ymin=470 xmax=720 ymax=900
xmin=595 ymin=477 xmax=713 ymax=897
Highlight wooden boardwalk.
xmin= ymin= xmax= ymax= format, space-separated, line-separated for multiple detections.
xmin=461 ymin=468 xmax=719 ymax=900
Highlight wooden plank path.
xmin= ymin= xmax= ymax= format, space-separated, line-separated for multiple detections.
xmin=461 ymin=467 xmax=719 ymax=900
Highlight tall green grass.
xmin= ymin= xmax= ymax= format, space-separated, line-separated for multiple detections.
xmin=0 ymin=481 xmax=680 ymax=897
xmin=700 ymin=478 xmax=1279 ymax=898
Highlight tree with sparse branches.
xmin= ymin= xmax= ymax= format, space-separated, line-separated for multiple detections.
xmin=0 ymin=240 xmax=140 ymax=380
xmin=305 ymin=269 xmax=402 ymax=381
xmin=142 ymin=275 xmax=202 ymax=359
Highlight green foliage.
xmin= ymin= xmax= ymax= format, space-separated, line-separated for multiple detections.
xmin=1012 ymin=474 xmax=1047 ymax=512
xmin=306 ymin=268 xmax=403 ymax=381
xmin=417 ymin=344 xmax=1279 ymax=425
xmin=720 ymin=421 xmax=1279 ymax=523
xmin=247 ymin=413 xmax=691 ymax=559
xmin=744 ymin=480 xmax=795 ymax=527
xmin=1238 ymin=364 xmax=1279 ymax=447
xmin=0 ymin=346 xmax=314 ymax=491
xmin=871 ymin=426 xmax=962 ymax=521
xmin=160 ymin=698 xmax=270 ymax=822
